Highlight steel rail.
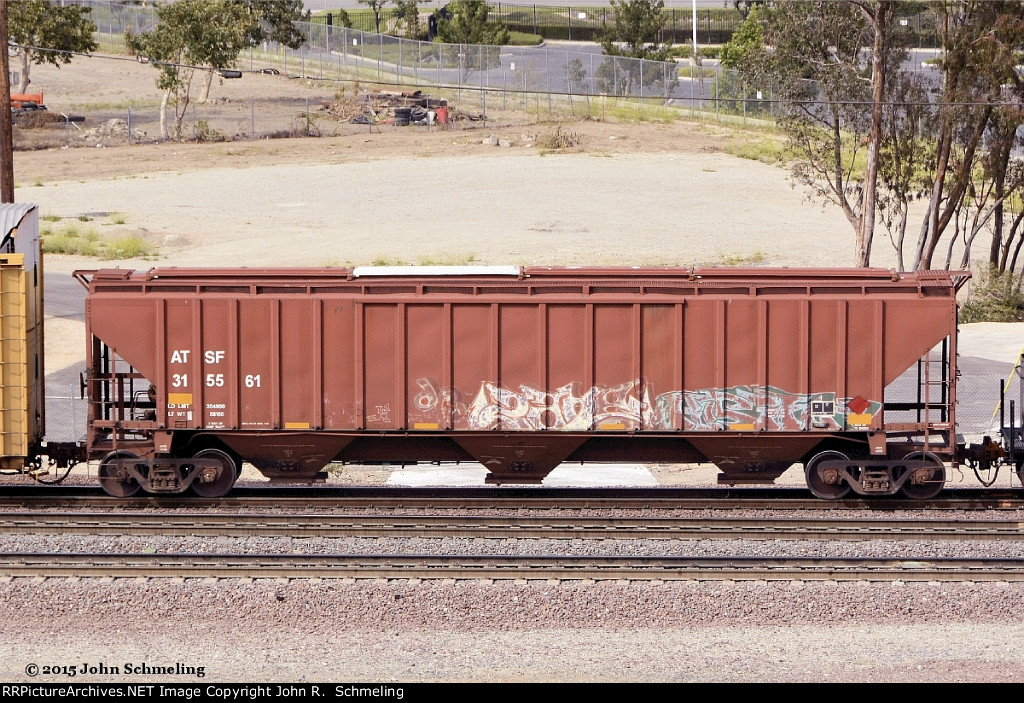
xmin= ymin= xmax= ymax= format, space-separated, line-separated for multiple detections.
xmin=3 ymin=553 xmax=1024 ymax=581
xmin=1 ymin=487 xmax=1022 ymax=511
xmin=3 ymin=511 xmax=1024 ymax=541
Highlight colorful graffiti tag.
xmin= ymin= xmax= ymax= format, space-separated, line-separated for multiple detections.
xmin=410 ymin=378 xmax=881 ymax=432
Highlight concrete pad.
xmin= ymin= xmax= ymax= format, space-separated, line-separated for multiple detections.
xmin=958 ymin=322 xmax=1024 ymax=366
xmin=385 ymin=463 xmax=659 ymax=487
xmin=543 ymin=463 xmax=660 ymax=487
xmin=386 ymin=466 xmax=490 ymax=487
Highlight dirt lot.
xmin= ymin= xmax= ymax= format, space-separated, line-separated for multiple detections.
xmin=14 ymin=53 xmax=880 ymax=277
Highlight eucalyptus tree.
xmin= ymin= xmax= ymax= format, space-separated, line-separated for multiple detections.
xmin=913 ymin=1 xmax=1024 ymax=272
xmin=7 ymin=0 xmax=97 ymax=94
xmin=196 ymin=0 xmax=308 ymax=102
xmin=435 ymin=0 xmax=509 ymax=83
xmin=734 ymin=1 xmax=901 ymax=267
xmin=596 ymin=0 xmax=677 ymax=97
xmin=126 ymin=0 xmax=251 ymax=139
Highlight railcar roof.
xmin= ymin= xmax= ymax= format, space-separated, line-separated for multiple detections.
xmin=74 ymin=266 xmax=970 ymax=286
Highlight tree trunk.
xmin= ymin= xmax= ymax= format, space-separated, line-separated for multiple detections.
xmin=199 ymin=71 xmax=213 ymax=104
xmin=856 ymin=3 xmax=890 ymax=268
xmin=989 ymin=121 xmax=1012 ymax=268
xmin=17 ymin=52 xmax=30 ymax=93
xmin=160 ymin=89 xmax=170 ymax=140
xmin=918 ymin=106 xmax=991 ymax=269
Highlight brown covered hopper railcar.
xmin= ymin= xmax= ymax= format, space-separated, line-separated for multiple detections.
xmin=78 ymin=265 xmax=969 ymax=499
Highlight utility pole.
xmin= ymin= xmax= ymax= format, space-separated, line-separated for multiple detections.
xmin=691 ymin=0 xmax=697 ymax=59
xmin=0 ymin=2 xmax=14 ymax=203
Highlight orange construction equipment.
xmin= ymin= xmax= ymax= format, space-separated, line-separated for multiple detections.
xmin=10 ymin=91 xmax=44 ymax=109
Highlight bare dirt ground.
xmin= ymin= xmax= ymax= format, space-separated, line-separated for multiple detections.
xmin=8 ymin=53 xmax=1024 ymax=684
xmin=16 ymin=54 xmax=870 ymax=276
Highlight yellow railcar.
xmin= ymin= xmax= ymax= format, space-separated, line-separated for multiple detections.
xmin=0 ymin=203 xmax=44 ymax=470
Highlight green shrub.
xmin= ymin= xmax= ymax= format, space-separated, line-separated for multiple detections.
xmin=508 ymin=31 xmax=543 ymax=46
xmin=41 ymin=224 xmax=102 ymax=256
xmin=103 ymin=234 xmax=154 ymax=260
xmin=960 ymin=268 xmax=1024 ymax=323
xmin=41 ymin=223 xmax=153 ymax=259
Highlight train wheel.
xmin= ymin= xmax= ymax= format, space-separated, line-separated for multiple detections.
xmin=900 ymin=451 xmax=946 ymax=500
xmin=804 ymin=451 xmax=852 ymax=500
xmin=98 ymin=451 xmax=141 ymax=498
xmin=190 ymin=448 xmax=238 ymax=498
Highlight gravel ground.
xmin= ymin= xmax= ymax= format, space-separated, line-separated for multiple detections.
xmin=3 ymin=511 xmax=1024 ymax=683
xmin=2 ymin=578 xmax=1024 ymax=682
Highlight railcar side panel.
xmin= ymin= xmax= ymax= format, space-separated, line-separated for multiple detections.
xmin=280 ymin=297 xmax=317 ymax=430
xmin=238 ymin=298 xmax=274 ymax=429
xmin=322 ymin=295 xmax=356 ymax=429
xmin=79 ymin=267 xmax=966 ymax=491
xmin=406 ymin=303 xmax=446 ymax=431
xmin=450 ymin=303 xmax=491 ymax=431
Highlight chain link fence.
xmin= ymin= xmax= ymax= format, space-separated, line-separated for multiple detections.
xmin=45 ymin=382 xmax=88 ymax=445
xmin=25 ymin=3 xmax=948 ymax=150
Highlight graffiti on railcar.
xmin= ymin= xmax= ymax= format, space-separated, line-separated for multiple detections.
xmin=650 ymin=385 xmax=880 ymax=431
xmin=466 ymin=380 xmax=647 ymax=431
xmin=408 ymin=377 xmax=881 ymax=432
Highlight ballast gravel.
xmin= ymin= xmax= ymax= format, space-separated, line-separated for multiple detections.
xmin=2 ymin=521 xmax=1024 ymax=683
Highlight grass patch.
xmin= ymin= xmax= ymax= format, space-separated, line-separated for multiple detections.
xmin=103 ymin=234 xmax=154 ymax=260
xmin=370 ymin=253 xmax=478 ymax=266
xmin=41 ymin=223 xmax=102 ymax=257
xmin=508 ymin=31 xmax=543 ymax=46
xmin=40 ymin=214 xmax=61 ymax=222
xmin=723 ymin=135 xmax=788 ymax=165
xmin=41 ymin=223 xmax=154 ymax=260
xmin=417 ymin=253 xmax=479 ymax=266
xmin=600 ymin=99 xmax=679 ymax=124
xmin=105 ymin=212 xmax=128 ymax=225
xmin=713 ymin=250 xmax=768 ymax=266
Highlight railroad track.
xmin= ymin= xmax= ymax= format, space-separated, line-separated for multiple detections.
xmin=2 ymin=486 xmax=1023 ymax=511
xmin=3 ymin=511 xmax=1024 ymax=540
xmin=4 ymin=553 xmax=1024 ymax=581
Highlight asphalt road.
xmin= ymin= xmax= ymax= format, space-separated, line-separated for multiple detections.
xmin=44 ymin=271 xmax=85 ymax=321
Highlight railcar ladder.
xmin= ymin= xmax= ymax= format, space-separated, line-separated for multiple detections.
xmin=920 ymin=340 xmax=950 ymax=451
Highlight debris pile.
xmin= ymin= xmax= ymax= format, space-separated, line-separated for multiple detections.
xmin=322 ymin=89 xmax=451 ymax=126
xmin=79 ymin=118 xmax=146 ymax=144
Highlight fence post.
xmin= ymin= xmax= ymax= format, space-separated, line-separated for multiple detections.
xmin=545 ymin=47 xmax=551 ymax=115
xmin=127 ymin=106 xmax=131 ymax=145
xmin=716 ymin=64 xmax=720 ymax=122
xmin=567 ymin=49 xmax=573 ymax=116
xmin=251 ymin=99 xmax=255 ymax=138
